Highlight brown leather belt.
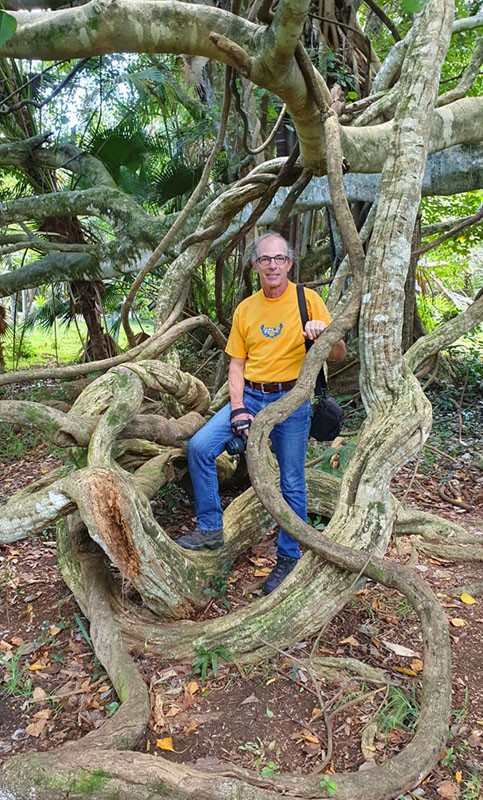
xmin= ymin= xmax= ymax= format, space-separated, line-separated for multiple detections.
xmin=245 ymin=379 xmax=297 ymax=393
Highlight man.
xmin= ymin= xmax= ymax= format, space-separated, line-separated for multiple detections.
xmin=178 ymin=231 xmax=346 ymax=594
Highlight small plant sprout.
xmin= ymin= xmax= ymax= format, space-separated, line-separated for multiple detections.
xmin=0 ymin=645 xmax=33 ymax=699
xmin=190 ymin=645 xmax=233 ymax=683
xmin=319 ymin=774 xmax=338 ymax=796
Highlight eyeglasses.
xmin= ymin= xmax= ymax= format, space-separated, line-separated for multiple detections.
xmin=256 ymin=255 xmax=289 ymax=266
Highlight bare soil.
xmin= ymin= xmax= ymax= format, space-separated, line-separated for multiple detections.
xmin=0 ymin=442 xmax=482 ymax=800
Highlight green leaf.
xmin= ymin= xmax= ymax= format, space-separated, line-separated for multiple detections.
xmin=266 ymin=708 xmax=274 ymax=718
xmin=210 ymin=651 xmax=218 ymax=677
xmin=106 ymin=701 xmax=120 ymax=716
xmin=319 ymin=776 xmax=338 ymax=796
xmin=402 ymin=0 xmax=425 ymax=12
xmin=0 ymin=11 xmax=17 ymax=46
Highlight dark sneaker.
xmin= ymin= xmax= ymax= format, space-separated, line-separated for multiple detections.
xmin=263 ymin=556 xmax=298 ymax=594
xmin=177 ymin=527 xmax=224 ymax=551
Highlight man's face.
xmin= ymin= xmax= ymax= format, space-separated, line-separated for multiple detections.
xmin=252 ymin=236 xmax=293 ymax=297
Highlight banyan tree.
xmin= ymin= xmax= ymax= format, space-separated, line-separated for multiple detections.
xmin=0 ymin=1 xmax=482 ymax=798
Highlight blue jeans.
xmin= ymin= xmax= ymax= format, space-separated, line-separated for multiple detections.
xmin=187 ymin=387 xmax=311 ymax=559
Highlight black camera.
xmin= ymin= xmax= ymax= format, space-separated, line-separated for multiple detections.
xmin=225 ymin=418 xmax=251 ymax=456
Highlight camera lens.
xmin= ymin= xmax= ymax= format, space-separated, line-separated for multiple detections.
xmin=225 ymin=435 xmax=247 ymax=456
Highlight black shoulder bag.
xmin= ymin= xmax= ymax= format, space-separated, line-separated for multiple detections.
xmin=296 ymin=284 xmax=343 ymax=442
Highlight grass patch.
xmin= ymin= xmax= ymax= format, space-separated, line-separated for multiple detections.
xmin=4 ymin=320 xmax=153 ymax=371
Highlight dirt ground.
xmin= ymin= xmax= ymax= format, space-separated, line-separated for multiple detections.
xmin=0 ymin=441 xmax=482 ymax=800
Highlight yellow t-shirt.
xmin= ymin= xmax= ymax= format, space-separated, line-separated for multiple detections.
xmin=225 ymin=281 xmax=331 ymax=382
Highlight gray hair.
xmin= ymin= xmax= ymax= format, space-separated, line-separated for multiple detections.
xmin=250 ymin=231 xmax=295 ymax=262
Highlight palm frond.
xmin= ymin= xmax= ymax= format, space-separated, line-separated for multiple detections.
xmin=151 ymin=158 xmax=203 ymax=203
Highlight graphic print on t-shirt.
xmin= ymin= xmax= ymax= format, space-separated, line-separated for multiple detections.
xmin=260 ymin=323 xmax=283 ymax=338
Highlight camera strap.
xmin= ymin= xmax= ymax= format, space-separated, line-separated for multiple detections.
xmin=296 ymin=283 xmax=327 ymax=397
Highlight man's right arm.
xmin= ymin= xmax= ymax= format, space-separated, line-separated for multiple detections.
xmin=228 ymin=357 xmax=253 ymax=424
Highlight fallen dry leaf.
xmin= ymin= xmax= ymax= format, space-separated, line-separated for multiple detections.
xmin=186 ymin=681 xmax=199 ymax=695
xmin=410 ymin=659 xmax=424 ymax=673
xmin=28 ymin=660 xmax=49 ymax=671
xmin=33 ymin=709 xmax=51 ymax=720
xmin=436 ymin=779 xmax=460 ymax=799
xmin=393 ymin=666 xmax=418 ymax=677
xmin=241 ymin=693 xmax=259 ymax=705
xmin=449 ymin=618 xmax=467 ymax=627
xmin=300 ymin=730 xmax=320 ymax=744
xmin=156 ymin=737 xmax=175 ymax=752
xmin=165 ymin=705 xmax=181 ymax=718
xmin=302 ymin=741 xmax=321 ymax=755
xmin=184 ymin=720 xmax=198 ymax=735
xmin=382 ymin=641 xmax=418 ymax=658
xmin=254 ymin=568 xmax=271 ymax=577
xmin=32 ymin=687 xmax=47 ymax=702
xmin=26 ymin=718 xmax=47 ymax=738
xmin=339 ymin=635 xmax=360 ymax=647
xmin=459 ymin=593 xmax=476 ymax=605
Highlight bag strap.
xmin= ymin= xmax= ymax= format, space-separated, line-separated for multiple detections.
xmin=296 ymin=283 xmax=327 ymax=394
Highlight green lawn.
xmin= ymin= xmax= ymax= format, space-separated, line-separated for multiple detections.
xmin=4 ymin=321 xmax=153 ymax=371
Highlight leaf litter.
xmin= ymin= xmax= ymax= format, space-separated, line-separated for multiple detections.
xmin=0 ymin=435 xmax=482 ymax=798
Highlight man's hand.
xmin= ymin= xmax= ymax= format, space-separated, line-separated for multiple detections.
xmin=303 ymin=319 xmax=328 ymax=340
xmin=230 ymin=408 xmax=253 ymax=430
xmin=304 ymin=320 xmax=347 ymax=361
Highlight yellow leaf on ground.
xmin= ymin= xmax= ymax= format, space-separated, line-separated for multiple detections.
xmin=254 ymin=568 xmax=271 ymax=577
xmin=449 ymin=618 xmax=467 ymax=627
xmin=410 ymin=659 xmax=424 ymax=673
xmin=156 ymin=737 xmax=174 ymax=752
xmin=339 ymin=635 xmax=360 ymax=647
xmin=393 ymin=666 xmax=417 ymax=677
xmin=455 ymin=771 xmax=462 ymax=784
xmin=459 ymin=593 xmax=476 ymax=605
xmin=186 ymin=681 xmax=199 ymax=695
xmin=265 ymin=677 xmax=276 ymax=685
xmin=28 ymin=660 xmax=49 ymax=671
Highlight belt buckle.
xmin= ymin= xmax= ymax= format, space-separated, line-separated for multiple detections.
xmin=260 ymin=382 xmax=269 ymax=393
